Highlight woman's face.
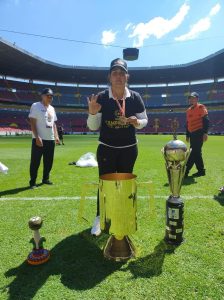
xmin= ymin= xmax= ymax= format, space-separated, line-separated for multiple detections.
xmin=109 ymin=68 xmax=128 ymax=88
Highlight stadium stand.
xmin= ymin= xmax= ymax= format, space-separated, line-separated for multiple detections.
xmin=1 ymin=80 xmax=224 ymax=134
xmin=1 ymin=78 xmax=224 ymax=108
xmin=0 ymin=38 xmax=224 ymax=135
xmin=1 ymin=105 xmax=223 ymax=135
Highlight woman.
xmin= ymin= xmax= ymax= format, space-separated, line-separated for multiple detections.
xmin=87 ymin=58 xmax=148 ymax=236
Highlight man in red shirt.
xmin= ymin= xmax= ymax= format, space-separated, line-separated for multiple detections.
xmin=185 ymin=92 xmax=209 ymax=178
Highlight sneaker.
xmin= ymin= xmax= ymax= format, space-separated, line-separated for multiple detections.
xmin=91 ymin=216 xmax=101 ymax=236
xmin=219 ymin=186 xmax=224 ymax=193
xmin=30 ymin=185 xmax=38 ymax=189
xmin=192 ymin=170 xmax=205 ymax=177
xmin=42 ymin=180 xmax=53 ymax=185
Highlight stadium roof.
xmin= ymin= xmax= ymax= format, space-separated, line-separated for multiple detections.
xmin=1 ymin=37 xmax=224 ymax=85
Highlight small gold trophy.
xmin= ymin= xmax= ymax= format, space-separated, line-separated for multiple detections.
xmin=162 ymin=139 xmax=191 ymax=245
xmin=99 ymin=173 xmax=137 ymax=262
xmin=27 ymin=216 xmax=50 ymax=265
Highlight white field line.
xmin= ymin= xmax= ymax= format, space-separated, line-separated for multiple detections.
xmin=0 ymin=195 xmax=216 ymax=201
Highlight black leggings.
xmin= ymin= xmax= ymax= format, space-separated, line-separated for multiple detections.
xmin=96 ymin=144 xmax=138 ymax=215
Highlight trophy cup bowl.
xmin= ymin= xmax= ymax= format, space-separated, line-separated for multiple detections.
xmin=164 ymin=139 xmax=187 ymax=162
xmin=28 ymin=216 xmax=43 ymax=230
xmin=99 ymin=173 xmax=137 ymax=262
xmin=27 ymin=216 xmax=50 ymax=265
xmin=162 ymin=139 xmax=191 ymax=245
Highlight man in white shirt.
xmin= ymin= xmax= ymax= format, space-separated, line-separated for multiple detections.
xmin=28 ymin=88 xmax=59 ymax=189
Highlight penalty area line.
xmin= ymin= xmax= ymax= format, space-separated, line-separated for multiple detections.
xmin=0 ymin=195 xmax=215 ymax=201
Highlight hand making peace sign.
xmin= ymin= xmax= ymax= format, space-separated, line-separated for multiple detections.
xmin=87 ymin=94 xmax=102 ymax=115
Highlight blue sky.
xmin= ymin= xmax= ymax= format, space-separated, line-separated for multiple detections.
xmin=0 ymin=0 xmax=223 ymax=68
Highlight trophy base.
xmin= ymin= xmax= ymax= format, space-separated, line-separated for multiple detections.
xmin=103 ymin=235 xmax=136 ymax=262
xmin=27 ymin=248 xmax=50 ymax=265
xmin=165 ymin=196 xmax=184 ymax=246
xmin=164 ymin=237 xmax=184 ymax=246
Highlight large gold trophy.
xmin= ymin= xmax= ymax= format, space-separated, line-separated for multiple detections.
xmin=162 ymin=138 xmax=191 ymax=245
xmin=99 ymin=173 xmax=137 ymax=262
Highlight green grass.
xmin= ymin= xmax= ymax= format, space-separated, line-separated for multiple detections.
xmin=0 ymin=135 xmax=224 ymax=300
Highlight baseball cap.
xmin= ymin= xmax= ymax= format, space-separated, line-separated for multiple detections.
xmin=188 ymin=92 xmax=199 ymax=98
xmin=41 ymin=88 xmax=54 ymax=96
xmin=110 ymin=58 xmax=128 ymax=73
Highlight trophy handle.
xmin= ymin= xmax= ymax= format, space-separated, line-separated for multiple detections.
xmin=78 ymin=182 xmax=98 ymax=223
xmin=179 ymin=148 xmax=192 ymax=187
xmin=137 ymin=181 xmax=155 ymax=217
xmin=184 ymin=148 xmax=192 ymax=167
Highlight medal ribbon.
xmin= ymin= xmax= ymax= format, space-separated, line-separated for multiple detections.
xmin=114 ymin=98 xmax=126 ymax=117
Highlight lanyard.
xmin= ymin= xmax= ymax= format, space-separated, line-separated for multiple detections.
xmin=114 ymin=98 xmax=125 ymax=117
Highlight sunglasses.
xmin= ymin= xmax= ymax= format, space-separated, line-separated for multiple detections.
xmin=46 ymin=95 xmax=53 ymax=98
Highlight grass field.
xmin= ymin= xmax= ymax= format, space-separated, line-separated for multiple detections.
xmin=0 ymin=134 xmax=224 ymax=300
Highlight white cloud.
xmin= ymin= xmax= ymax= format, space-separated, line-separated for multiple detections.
xmin=175 ymin=18 xmax=210 ymax=41
xmin=101 ymin=30 xmax=117 ymax=46
xmin=175 ymin=3 xmax=221 ymax=42
xmin=128 ymin=3 xmax=190 ymax=47
xmin=209 ymin=3 xmax=221 ymax=16
xmin=125 ymin=23 xmax=133 ymax=31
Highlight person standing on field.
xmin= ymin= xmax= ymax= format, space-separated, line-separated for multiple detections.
xmin=185 ymin=92 xmax=209 ymax=178
xmin=28 ymin=88 xmax=59 ymax=189
xmin=87 ymin=58 xmax=148 ymax=236
xmin=57 ymin=124 xmax=65 ymax=145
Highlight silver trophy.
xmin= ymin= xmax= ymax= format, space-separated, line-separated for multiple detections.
xmin=162 ymin=139 xmax=191 ymax=245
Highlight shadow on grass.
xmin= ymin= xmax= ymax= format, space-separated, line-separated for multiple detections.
xmin=0 ymin=184 xmax=45 ymax=197
xmin=163 ymin=176 xmax=197 ymax=188
xmin=127 ymin=239 xmax=178 ymax=278
xmin=213 ymin=193 xmax=224 ymax=206
xmin=4 ymin=229 xmax=122 ymax=299
xmin=182 ymin=176 xmax=197 ymax=186
xmin=0 ymin=186 xmax=31 ymax=197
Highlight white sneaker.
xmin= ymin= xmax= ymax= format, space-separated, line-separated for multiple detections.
xmin=91 ymin=216 xmax=101 ymax=236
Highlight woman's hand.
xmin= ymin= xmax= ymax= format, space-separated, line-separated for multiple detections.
xmin=127 ymin=116 xmax=140 ymax=127
xmin=87 ymin=94 xmax=101 ymax=115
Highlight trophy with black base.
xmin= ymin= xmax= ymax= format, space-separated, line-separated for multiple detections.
xmin=162 ymin=139 xmax=191 ymax=245
xmin=27 ymin=216 xmax=50 ymax=265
